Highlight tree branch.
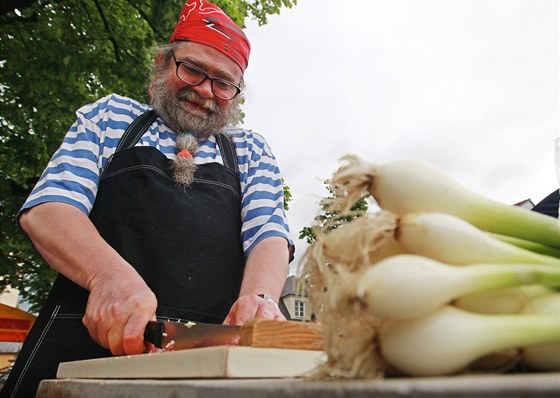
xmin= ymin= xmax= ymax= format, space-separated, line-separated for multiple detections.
xmin=124 ymin=0 xmax=163 ymax=42
xmin=92 ymin=0 xmax=122 ymax=61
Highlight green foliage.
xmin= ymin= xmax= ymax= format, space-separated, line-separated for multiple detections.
xmin=282 ymin=178 xmax=292 ymax=211
xmin=0 ymin=0 xmax=296 ymax=312
xmin=299 ymin=181 xmax=370 ymax=245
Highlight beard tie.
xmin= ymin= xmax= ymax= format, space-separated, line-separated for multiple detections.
xmin=172 ymin=133 xmax=198 ymax=187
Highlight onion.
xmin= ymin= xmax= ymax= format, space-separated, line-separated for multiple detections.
xmin=380 ymin=306 xmax=560 ymax=376
xmin=521 ymin=294 xmax=560 ymax=371
xmin=355 ymin=254 xmax=560 ymax=320
xmin=329 ymin=156 xmax=560 ymax=249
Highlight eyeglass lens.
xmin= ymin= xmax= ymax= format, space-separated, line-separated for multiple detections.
xmin=173 ymin=53 xmax=240 ymax=100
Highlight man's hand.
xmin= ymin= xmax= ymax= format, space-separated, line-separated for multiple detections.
xmin=223 ymin=294 xmax=285 ymax=325
xmin=223 ymin=237 xmax=290 ymax=325
xmin=83 ymin=269 xmax=157 ymax=356
xmin=20 ymin=202 xmax=157 ymax=356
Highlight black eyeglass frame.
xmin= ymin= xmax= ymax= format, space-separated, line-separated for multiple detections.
xmin=170 ymin=50 xmax=242 ymax=101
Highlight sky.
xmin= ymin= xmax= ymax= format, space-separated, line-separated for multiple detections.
xmin=240 ymin=0 xmax=560 ymax=272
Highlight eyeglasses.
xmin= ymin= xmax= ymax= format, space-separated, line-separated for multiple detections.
xmin=170 ymin=51 xmax=242 ymax=101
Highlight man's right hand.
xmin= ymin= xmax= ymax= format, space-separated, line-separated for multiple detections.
xmin=83 ymin=268 xmax=157 ymax=356
xmin=19 ymin=202 xmax=157 ymax=356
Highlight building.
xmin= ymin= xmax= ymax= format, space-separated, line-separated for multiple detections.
xmin=279 ymin=275 xmax=312 ymax=321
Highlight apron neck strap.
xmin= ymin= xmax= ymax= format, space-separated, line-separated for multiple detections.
xmin=116 ymin=110 xmax=158 ymax=152
xmin=117 ymin=110 xmax=238 ymax=174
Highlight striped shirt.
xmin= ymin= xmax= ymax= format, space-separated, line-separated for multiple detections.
xmin=21 ymin=94 xmax=293 ymax=257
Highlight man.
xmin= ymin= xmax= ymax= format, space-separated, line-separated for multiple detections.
xmin=1 ymin=1 xmax=293 ymax=396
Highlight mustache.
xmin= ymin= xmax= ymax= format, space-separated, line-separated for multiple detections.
xmin=177 ymin=88 xmax=219 ymax=112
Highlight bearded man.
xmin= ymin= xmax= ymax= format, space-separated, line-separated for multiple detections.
xmin=1 ymin=1 xmax=293 ymax=396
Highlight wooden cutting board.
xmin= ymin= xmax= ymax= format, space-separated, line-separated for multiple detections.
xmin=57 ymin=346 xmax=325 ymax=379
xmin=57 ymin=320 xmax=325 ymax=379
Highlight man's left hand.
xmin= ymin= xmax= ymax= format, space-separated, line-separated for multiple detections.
xmin=223 ymin=293 xmax=285 ymax=325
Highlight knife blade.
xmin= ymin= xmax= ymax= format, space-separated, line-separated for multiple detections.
xmin=144 ymin=320 xmax=241 ymax=350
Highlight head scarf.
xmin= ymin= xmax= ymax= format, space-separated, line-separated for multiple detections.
xmin=169 ymin=0 xmax=251 ymax=72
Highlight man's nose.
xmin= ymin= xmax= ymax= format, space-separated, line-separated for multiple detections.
xmin=192 ymin=78 xmax=214 ymax=99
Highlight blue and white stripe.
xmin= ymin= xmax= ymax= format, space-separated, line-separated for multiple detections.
xmin=21 ymin=94 xmax=293 ymax=256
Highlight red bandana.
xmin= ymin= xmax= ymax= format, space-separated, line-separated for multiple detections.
xmin=169 ymin=0 xmax=251 ymax=72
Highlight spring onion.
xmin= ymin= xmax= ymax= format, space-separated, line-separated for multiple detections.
xmin=302 ymin=155 xmax=560 ymax=379
xmin=355 ymin=254 xmax=560 ymax=320
xmin=306 ymin=211 xmax=404 ymax=274
xmin=520 ymin=294 xmax=560 ymax=371
xmin=304 ymin=211 xmax=559 ymax=285
xmin=490 ymin=233 xmax=560 ymax=258
xmin=380 ymin=306 xmax=560 ymax=376
xmin=330 ymin=156 xmax=560 ymax=248
xmin=398 ymin=212 xmax=560 ymax=265
xmin=453 ymin=285 xmax=555 ymax=314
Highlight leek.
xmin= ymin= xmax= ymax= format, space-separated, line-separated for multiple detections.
xmin=380 ymin=306 xmax=560 ymax=376
xmin=330 ymin=156 xmax=560 ymax=248
xmin=355 ymin=254 xmax=560 ymax=319
xmin=521 ymin=294 xmax=560 ymax=371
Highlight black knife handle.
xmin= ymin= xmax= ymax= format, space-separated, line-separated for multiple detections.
xmin=144 ymin=321 xmax=164 ymax=348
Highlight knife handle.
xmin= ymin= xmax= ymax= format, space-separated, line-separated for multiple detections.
xmin=144 ymin=321 xmax=164 ymax=348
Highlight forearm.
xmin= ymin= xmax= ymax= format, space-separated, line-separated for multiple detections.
xmin=20 ymin=201 xmax=156 ymax=355
xmin=239 ymin=236 xmax=290 ymax=301
xmin=223 ymin=236 xmax=290 ymax=325
xmin=19 ymin=202 xmax=140 ymax=290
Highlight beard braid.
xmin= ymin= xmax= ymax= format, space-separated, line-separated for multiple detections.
xmin=149 ymin=72 xmax=243 ymax=139
xmin=171 ymin=133 xmax=198 ymax=187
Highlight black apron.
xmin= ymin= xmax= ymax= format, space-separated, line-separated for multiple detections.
xmin=1 ymin=110 xmax=245 ymax=398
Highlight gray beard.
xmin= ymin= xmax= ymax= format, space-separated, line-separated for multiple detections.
xmin=149 ymin=74 xmax=242 ymax=139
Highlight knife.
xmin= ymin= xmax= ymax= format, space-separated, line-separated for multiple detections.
xmin=144 ymin=320 xmax=241 ymax=350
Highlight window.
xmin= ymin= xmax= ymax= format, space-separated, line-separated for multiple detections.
xmin=295 ymin=300 xmax=305 ymax=319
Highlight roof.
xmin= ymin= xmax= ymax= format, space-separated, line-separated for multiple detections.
xmin=0 ymin=303 xmax=36 ymax=342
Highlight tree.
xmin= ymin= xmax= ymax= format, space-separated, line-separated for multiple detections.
xmin=299 ymin=181 xmax=370 ymax=245
xmin=0 ymin=0 xmax=296 ymax=312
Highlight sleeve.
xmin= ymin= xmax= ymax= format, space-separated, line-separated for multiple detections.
xmin=19 ymin=103 xmax=107 ymax=216
xmin=236 ymin=130 xmax=295 ymax=261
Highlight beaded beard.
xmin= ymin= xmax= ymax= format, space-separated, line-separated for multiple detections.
xmin=172 ymin=133 xmax=199 ymax=187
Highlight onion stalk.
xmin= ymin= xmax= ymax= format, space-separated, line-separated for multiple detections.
xmin=356 ymin=254 xmax=560 ymax=320
xmin=490 ymin=233 xmax=560 ymax=258
xmin=330 ymin=156 xmax=560 ymax=248
xmin=380 ymin=306 xmax=560 ymax=376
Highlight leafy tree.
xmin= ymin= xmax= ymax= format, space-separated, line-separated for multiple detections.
xmin=299 ymin=181 xmax=370 ymax=245
xmin=0 ymin=0 xmax=296 ymax=312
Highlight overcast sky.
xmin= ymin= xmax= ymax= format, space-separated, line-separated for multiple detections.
xmin=240 ymin=0 xmax=560 ymax=271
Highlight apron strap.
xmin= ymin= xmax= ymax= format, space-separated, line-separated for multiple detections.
xmin=116 ymin=109 xmax=158 ymax=152
xmin=112 ymin=110 xmax=238 ymax=174
xmin=100 ymin=110 xmax=158 ymax=178
xmin=215 ymin=133 xmax=239 ymax=172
